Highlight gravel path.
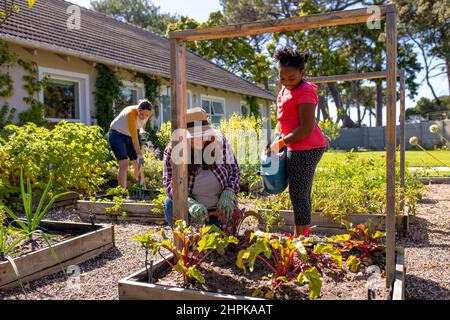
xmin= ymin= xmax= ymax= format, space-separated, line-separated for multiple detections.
xmin=399 ymin=184 xmax=450 ymax=300
xmin=1 ymin=184 xmax=448 ymax=300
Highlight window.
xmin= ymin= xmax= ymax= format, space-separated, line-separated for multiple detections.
xmin=201 ymin=95 xmax=225 ymax=126
xmin=240 ymin=101 xmax=250 ymax=117
xmin=115 ymin=81 xmax=145 ymax=115
xmin=38 ymin=67 xmax=90 ymax=124
xmin=45 ymin=80 xmax=79 ymax=119
xmin=159 ymin=86 xmax=192 ymax=124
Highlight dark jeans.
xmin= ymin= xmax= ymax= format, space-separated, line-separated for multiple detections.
xmin=164 ymin=197 xmax=220 ymax=228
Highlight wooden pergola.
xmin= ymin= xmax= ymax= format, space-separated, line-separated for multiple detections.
xmin=169 ymin=5 xmax=399 ymax=288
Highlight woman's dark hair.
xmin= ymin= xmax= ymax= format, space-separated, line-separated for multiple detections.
xmin=274 ymin=47 xmax=310 ymax=70
xmin=138 ymin=99 xmax=153 ymax=111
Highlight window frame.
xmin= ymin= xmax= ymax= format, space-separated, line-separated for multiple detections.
xmin=200 ymin=94 xmax=226 ymax=125
xmin=38 ymin=67 xmax=90 ymax=124
xmin=159 ymin=85 xmax=192 ymax=124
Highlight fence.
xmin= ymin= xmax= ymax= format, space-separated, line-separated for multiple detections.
xmin=329 ymin=120 xmax=450 ymax=151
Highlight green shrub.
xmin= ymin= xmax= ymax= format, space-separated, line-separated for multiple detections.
xmin=318 ymin=119 xmax=341 ymax=145
xmin=127 ymin=151 xmax=163 ymax=191
xmin=0 ymin=121 xmax=113 ymax=198
xmin=253 ymin=151 xmax=424 ymax=224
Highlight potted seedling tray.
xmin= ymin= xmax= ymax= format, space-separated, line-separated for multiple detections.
xmin=0 ymin=220 xmax=114 ymax=291
xmin=258 ymin=209 xmax=410 ymax=235
xmin=77 ymin=194 xmax=166 ymax=224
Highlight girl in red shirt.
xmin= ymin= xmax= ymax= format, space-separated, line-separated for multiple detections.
xmin=267 ymin=47 xmax=327 ymax=236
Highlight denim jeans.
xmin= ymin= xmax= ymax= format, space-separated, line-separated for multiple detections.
xmin=164 ymin=197 xmax=220 ymax=228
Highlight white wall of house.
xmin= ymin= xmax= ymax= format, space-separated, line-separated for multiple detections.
xmin=1 ymin=42 xmax=273 ymax=130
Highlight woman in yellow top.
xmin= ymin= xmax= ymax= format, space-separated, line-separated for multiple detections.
xmin=109 ymin=99 xmax=153 ymax=188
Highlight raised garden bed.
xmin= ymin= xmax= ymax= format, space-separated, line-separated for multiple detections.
xmin=392 ymin=249 xmax=405 ymax=300
xmin=258 ymin=209 xmax=410 ymax=235
xmin=419 ymin=176 xmax=450 ymax=185
xmin=7 ymin=193 xmax=79 ymax=212
xmin=0 ymin=220 xmax=114 ymax=291
xmin=77 ymin=199 xmax=166 ymax=224
xmin=119 ymin=250 xmax=394 ymax=300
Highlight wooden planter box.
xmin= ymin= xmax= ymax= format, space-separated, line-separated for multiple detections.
xmin=77 ymin=200 xmax=167 ymax=224
xmin=0 ymin=220 xmax=114 ymax=291
xmin=419 ymin=176 xmax=450 ymax=185
xmin=392 ymin=249 xmax=406 ymax=300
xmin=118 ymin=255 xmax=262 ymax=300
xmin=259 ymin=209 xmax=409 ymax=235
xmin=7 ymin=193 xmax=79 ymax=212
xmin=119 ymin=251 xmax=406 ymax=300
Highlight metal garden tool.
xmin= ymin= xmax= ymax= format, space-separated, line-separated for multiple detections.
xmin=131 ymin=130 xmax=147 ymax=199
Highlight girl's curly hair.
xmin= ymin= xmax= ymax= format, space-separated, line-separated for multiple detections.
xmin=274 ymin=47 xmax=310 ymax=70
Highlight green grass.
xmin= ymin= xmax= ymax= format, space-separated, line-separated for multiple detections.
xmin=318 ymin=150 xmax=450 ymax=168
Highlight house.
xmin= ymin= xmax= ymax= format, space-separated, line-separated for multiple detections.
xmin=0 ymin=0 xmax=275 ymax=129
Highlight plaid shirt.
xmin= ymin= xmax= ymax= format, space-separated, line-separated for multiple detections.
xmin=163 ymin=137 xmax=240 ymax=199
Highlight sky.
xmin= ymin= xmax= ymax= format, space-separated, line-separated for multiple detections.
xmin=68 ymin=0 xmax=448 ymax=126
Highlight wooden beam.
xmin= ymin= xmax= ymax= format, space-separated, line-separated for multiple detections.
xmin=169 ymin=5 xmax=396 ymax=41
xmin=309 ymin=71 xmax=387 ymax=84
xmin=82 ymin=59 xmax=97 ymax=68
xmin=385 ymin=10 xmax=398 ymax=289
xmin=399 ymin=69 xmax=406 ymax=212
xmin=23 ymin=47 xmax=37 ymax=56
xmin=170 ymin=39 xmax=188 ymax=250
xmin=56 ymin=54 xmax=71 ymax=62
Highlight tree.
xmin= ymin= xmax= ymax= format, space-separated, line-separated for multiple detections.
xmin=0 ymin=0 xmax=39 ymax=27
xmin=91 ymin=0 xmax=179 ymax=35
xmin=392 ymin=0 xmax=450 ymax=100
xmin=167 ymin=11 xmax=272 ymax=88
xmin=406 ymin=95 xmax=450 ymax=119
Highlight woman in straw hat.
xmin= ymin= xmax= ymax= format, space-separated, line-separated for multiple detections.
xmin=162 ymin=107 xmax=240 ymax=227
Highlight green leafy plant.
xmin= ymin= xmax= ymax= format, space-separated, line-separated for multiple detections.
xmin=326 ymin=224 xmax=386 ymax=267
xmin=208 ymin=207 xmax=262 ymax=238
xmin=237 ymin=231 xmax=338 ymax=300
xmin=127 ymin=151 xmax=163 ymax=192
xmin=151 ymin=188 xmax=167 ymax=215
xmin=133 ymin=220 xmax=238 ymax=284
xmin=0 ymin=122 xmax=113 ymax=198
xmin=95 ymin=64 xmax=123 ymax=130
xmin=318 ymin=118 xmax=341 ymax=145
xmin=0 ymin=170 xmax=74 ymax=241
xmin=106 ymin=186 xmax=129 ymax=198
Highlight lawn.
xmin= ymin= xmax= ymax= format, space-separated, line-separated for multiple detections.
xmin=318 ymin=150 xmax=450 ymax=168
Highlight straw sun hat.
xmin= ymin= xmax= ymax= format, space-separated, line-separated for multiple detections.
xmin=186 ymin=107 xmax=221 ymax=139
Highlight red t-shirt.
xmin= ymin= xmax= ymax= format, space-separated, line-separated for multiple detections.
xmin=277 ymin=80 xmax=327 ymax=151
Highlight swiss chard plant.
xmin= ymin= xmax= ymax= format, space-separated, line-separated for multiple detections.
xmin=208 ymin=207 xmax=262 ymax=239
xmin=325 ymin=223 xmax=386 ymax=270
xmin=237 ymin=231 xmax=342 ymax=300
xmin=133 ymin=220 xmax=238 ymax=284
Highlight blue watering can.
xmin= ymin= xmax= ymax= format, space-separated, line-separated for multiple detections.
xmin=260 ymin=135 xmax=288 ymax=195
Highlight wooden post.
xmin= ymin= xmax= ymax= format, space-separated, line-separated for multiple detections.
xmin=385 ymin=9 xmax=398 ymax=288
xmin=399 ymin=69 xmax=406 ymax=212
xmin=170 ymin=39 xmax=188 ymax=250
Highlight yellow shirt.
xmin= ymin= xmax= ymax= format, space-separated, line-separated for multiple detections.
xmin=110 ymin=106 xmax=139 ymax=144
